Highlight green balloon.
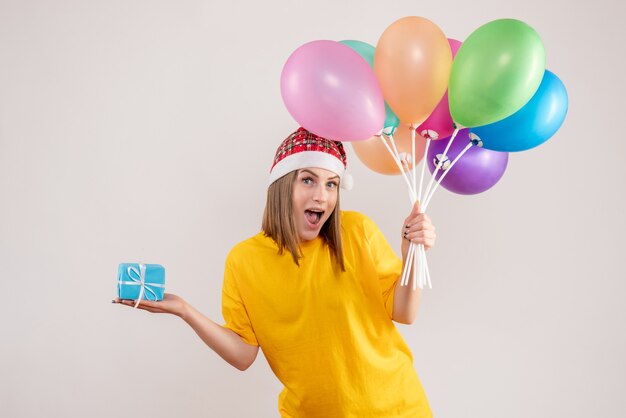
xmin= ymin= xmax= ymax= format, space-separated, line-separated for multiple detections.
xmin=340 ymin=39 xmax=399 ymax=134
xmin=449 ymin=19 xmax=545 ymax=128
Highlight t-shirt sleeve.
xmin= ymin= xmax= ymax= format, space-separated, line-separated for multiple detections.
xmin=362 ymin=214 xmax=402 ymax=319
xmin=221 ymin=257 xmax=259 ymax=346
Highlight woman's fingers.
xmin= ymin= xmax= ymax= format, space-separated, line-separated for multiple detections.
xmin=140 ymin=306 xmax=165 ymax=314
xmin=403 ymin=221 xmax=435 ymax=236
xmin=404 ymin=214 xmax=432 ymax=228
xmin=405 ymin=230 xmax=436 ymax=240
xmin=402 ymin=207 xmax=437 ymax=251
xmin=404 ymin=230 xmax=436 ymax=248
xmin=405 ymin=213 xmax=432 ymax=226
xmin=113 ymin=298 xmax=166 ymax=313
xmin=112 ymin=298 xmax=132 ymax=306
xmin=135 ymin=299 xmax=162 ymax=309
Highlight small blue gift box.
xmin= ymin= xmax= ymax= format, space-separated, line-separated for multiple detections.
xmin=117 ymin=263 xmax=165 ymax=302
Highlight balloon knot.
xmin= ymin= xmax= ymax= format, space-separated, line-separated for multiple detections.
xmin=421 ymin=129 xmax=439 ymax=140
xmin=469 ymin=132 xmax=483 ymax=147
xmin=433 ymin=154 xmax=451 ymax=170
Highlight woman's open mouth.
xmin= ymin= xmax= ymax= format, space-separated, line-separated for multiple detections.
xmin=304 ymin=209 xmax=324 ymax=226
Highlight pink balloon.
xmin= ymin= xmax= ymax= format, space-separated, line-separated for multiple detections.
xmin=280 ymin=40 xmax=385 ymax=141
xmin=417 ymin=39 xmax=462 ymax=140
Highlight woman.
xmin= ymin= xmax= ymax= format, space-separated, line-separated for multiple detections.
xmin=114 ymin=127 xmax=437 ymax=417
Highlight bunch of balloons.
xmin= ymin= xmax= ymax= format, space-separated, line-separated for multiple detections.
xmin=280 ymin=17 xmax=568 ymax=289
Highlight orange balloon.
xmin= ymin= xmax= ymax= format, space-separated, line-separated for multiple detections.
xmin=374 ymin=16 xmax=452 ymax=126
xmin=351 ymin=124 xmax=426 ymax=175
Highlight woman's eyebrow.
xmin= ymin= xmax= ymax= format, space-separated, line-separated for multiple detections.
xmin=300 ymin=169 xmax=339 ymax=180
xmin=300 ymin=169 xmax=318 ymax=178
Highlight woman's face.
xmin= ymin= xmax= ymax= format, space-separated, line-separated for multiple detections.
xmin=292 ymin=167 xmax=339 ymax=242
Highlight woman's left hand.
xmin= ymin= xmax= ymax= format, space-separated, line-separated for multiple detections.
xmin=401 ymin=201 xmax=436 ymax=259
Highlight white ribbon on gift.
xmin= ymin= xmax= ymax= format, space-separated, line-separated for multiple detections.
xmin=117 ymin=263 xmax=165 ymax=308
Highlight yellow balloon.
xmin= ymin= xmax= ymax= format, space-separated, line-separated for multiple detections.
xmin=351 ymin=125 xmax=426 ymax=175
xmin=375 ymin=17 xmax=452 ymax=126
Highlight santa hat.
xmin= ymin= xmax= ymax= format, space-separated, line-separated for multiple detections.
xmin=268 ymin=127 xmax=354 ymax=190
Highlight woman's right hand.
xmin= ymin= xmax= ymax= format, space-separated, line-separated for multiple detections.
xmin=112 ymin=293 xmax=188 ymax=318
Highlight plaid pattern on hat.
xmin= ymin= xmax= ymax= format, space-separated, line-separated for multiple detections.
xmin=269 ymin=127 xmax=352 ymax=189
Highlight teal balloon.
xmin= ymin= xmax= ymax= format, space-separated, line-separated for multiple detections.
xmin=471 ymin=70 xmax=568 ymax=152
xmin=340 ymin=40 xmax=375 ymax=66
xmin=383 ymin=102 xmax=400 ymax=135
xmin=449 ymin=19 xmax=546 ymax=128
xmin=340 ymin=39 xmax=399 ymax=134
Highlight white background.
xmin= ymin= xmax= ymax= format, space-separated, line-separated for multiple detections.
xmin=1 ymin=0 xmax=624 ymax=417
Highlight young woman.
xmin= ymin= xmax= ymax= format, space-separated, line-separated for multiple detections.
xmin=114 ymin=127 xmax=437 ymax=417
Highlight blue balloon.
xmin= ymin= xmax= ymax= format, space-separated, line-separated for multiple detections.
xmin=470 ymin=70 xmax=568 ymax=152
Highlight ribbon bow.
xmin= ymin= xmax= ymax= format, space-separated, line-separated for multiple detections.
xmin=118 ymin=263 xmax=165 ymax=308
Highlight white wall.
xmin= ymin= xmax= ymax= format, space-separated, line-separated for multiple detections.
xmin=1 ymin=0 xmax=624 ymax=417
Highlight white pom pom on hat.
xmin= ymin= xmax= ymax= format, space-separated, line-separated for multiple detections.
xmin=269 ymin=127 xmax=353 ymax=190
xmin=341 ymin=172 xmax=354 ymax=190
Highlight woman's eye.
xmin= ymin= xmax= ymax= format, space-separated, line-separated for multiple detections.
xmin=302 ymin=177 xmax=313 ymax=185
xmin=327 ymin=181 xmax=338 ymax=189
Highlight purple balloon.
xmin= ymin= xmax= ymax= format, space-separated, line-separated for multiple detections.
xmin=427 ymin=129 xmax=509 ymax=195
xmin=280 ymin=40 xmax=385 ymax=141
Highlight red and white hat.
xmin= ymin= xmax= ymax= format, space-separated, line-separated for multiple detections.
xmin=269 ymin=127 xmax=353 ymax=190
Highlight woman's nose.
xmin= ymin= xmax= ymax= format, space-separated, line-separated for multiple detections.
xmin=312 ymin=184 xmax=327 ymax=202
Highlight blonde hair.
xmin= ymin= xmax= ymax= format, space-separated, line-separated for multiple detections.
xmin=262 ymin=171 xmax=345 ymax=271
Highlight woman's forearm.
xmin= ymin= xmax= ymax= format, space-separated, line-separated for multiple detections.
xmin=392 ymin=255 xmax=422 ymax=324
xmin=180 ymin=303 xmax=259 ymax=371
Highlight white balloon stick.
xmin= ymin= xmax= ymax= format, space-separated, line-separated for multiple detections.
xmin=379 ymin=135 xmax=415 ymax=203
xmin=411 ymin=126 xmax=417 ymax=197
xmin=423 ymin=127 xmax=460 ymax=203
xmin=418 ymin=136 xmax=431 ymax=202
xmin=424 ymin=142 xmax=474 ymax=212
xmin=401 ymin=244 xmax=414 ymax=286
xmin=378 ymin=133 xmax=433 ymax=290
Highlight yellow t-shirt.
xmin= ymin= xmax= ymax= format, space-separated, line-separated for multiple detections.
xmin=222 ymin=211 xmax=432 ymax=418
